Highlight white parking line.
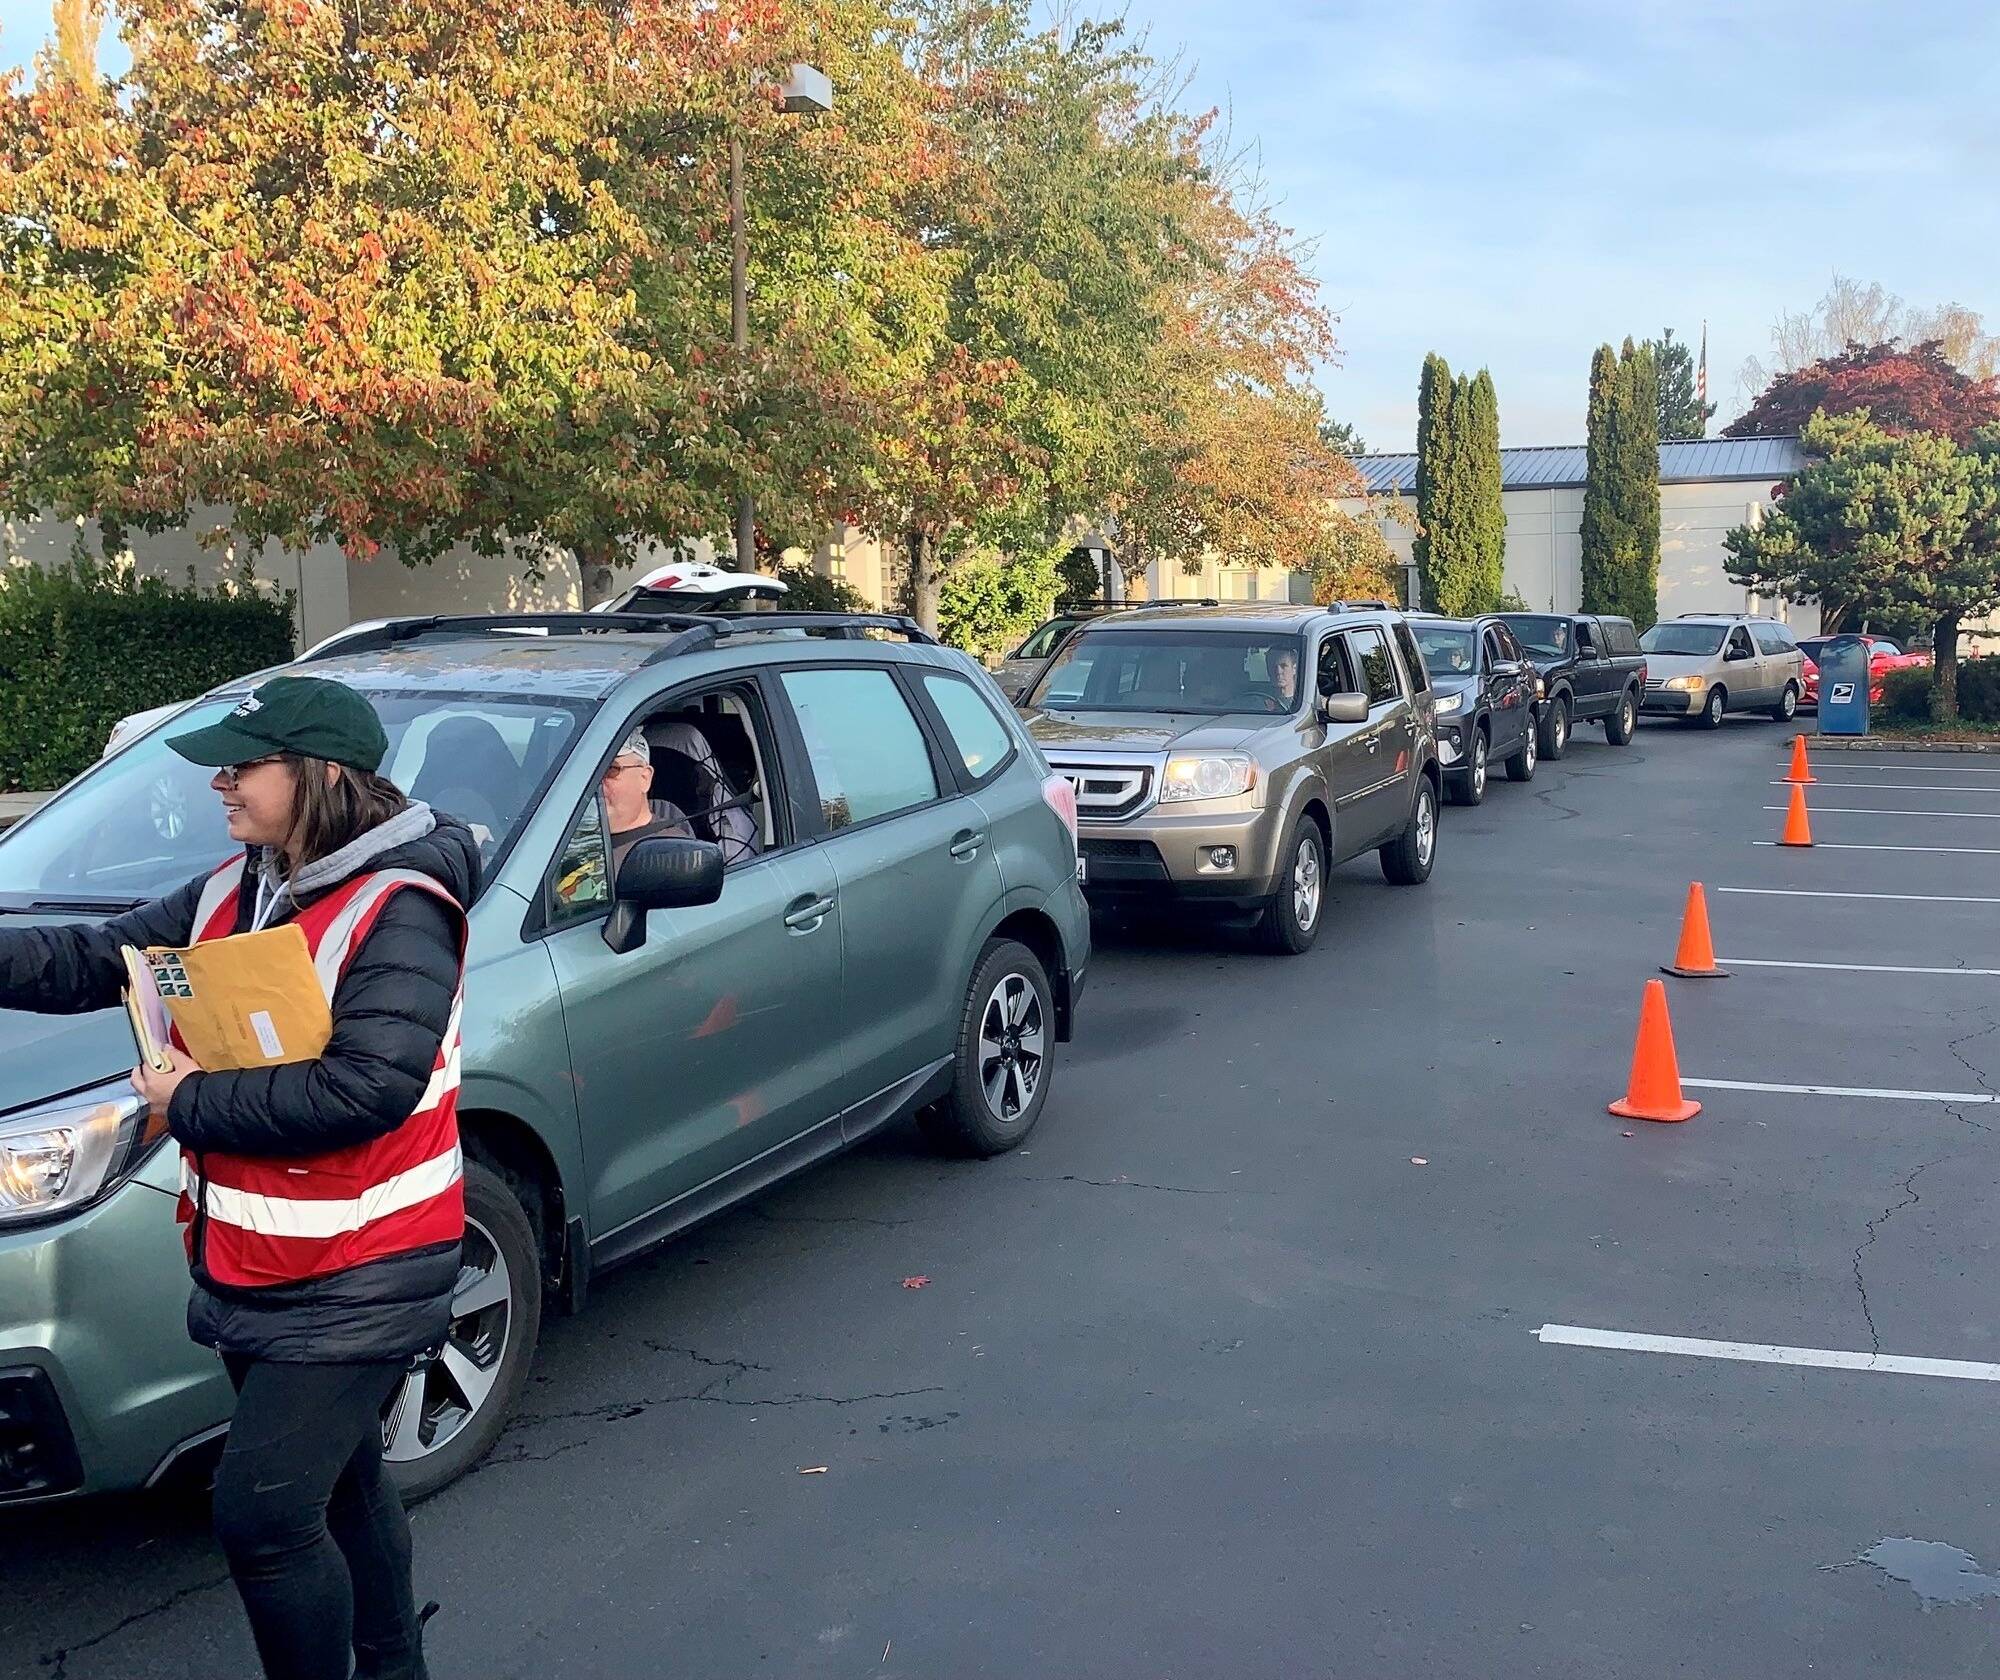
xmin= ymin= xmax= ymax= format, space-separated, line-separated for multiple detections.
xmin=1761 ymin=805 xmax=2000 ymax=819
xmin=1718 ymin=957 xmax=2000 ymax=977
xmin=1537 ymin=1324 xmax=2000 ymax=1383
xmin=1753 ymin=841 xmax=2000 ymax=854
xmin=1682 ymin=1076 xmax=2000 ymax=1104
xmin=1768 ymin=780 xmax=2000 ymax=793
xmin=1719 ymin=887 xmax=2000 ymax=905
xmin=1811 ymin=762 xmax=2000 ymax=775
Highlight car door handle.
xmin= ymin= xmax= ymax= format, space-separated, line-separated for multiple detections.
xmin=1366 ymin=738 xmax=1380 ymax=753
xmin=783 ymin=894 xmax=835 ymax=931
xmin=949 ymin=830 xmax=986 ymax=860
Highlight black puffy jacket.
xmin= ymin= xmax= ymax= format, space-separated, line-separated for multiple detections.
xmin=0 ymin=808 xmax=481 ymax=1362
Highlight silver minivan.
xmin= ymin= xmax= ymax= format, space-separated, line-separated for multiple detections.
xmin=1638 ymin=614 xmax=1806 ymax=727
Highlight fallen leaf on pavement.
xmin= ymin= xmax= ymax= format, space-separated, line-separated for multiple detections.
xmin=901 ymin=1275 xmax=930 ymax=1289
xmin=1410 ymin=1157 xmax=1428 ymax=1166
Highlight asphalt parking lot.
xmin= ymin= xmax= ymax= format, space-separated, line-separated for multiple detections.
xmin=8 ymin=713 xmax=2000 ymax=1678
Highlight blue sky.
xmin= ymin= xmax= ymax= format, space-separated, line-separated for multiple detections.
xmin=6 ymin=0 xmax=1995 ymax=450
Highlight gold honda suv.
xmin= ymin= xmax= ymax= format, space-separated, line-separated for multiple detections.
xmin=1020 ymin=603 xmax=1442 ymax=953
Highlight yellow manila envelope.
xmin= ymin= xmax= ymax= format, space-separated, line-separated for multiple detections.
xmin=144 ymin=925 xmax=333 ymax=1071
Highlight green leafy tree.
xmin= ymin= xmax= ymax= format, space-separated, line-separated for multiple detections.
xmin=1413 ymin=358 xmax=1502 ymax=614
xmin=1413 ymin=353 xmax=1451 ymax=608
xmin=1725 ymin=411 xmax=1999 ymax=721
xmin=1461 ymin=369 xmax=1505 ymax=613
xmin=1319 ymin=417 xmax=1367 ymax=457
xmin=1580 ymin=344 xmax=1625 ymax=616
xmin=1648 ymin=327 xmax=1714 ymax=441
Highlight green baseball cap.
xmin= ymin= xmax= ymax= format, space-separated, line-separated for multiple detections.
xmin=168 ymin=675 xmax=389 ymax=773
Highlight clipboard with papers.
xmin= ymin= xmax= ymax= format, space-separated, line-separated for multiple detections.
xmin=120 ymin=925 xmax=333 ymax=1072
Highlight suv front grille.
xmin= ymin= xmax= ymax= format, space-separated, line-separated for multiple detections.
xmin=1048 ymin=761 xmax=1153 ymax=821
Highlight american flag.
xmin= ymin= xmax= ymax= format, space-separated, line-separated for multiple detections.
xmin=1697 ymin=320 xmax=1709 ymax=414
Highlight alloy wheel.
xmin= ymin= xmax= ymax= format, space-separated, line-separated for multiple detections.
xmin=1554 ymin=707 xmax=1568 ymax=751
xmin=1414 ymin=787 xmax=1436 ymax=870
xmin=1524 ymin=726 xmax=1537 ymax=772
xmin=1472 ymin=743 xmax=1486 ymax=798
xmin=381 ymin=1214 xmax=513 ymax=1466
xmin=1292 ymin=833 xmax=1323 ymax=933
xmin=977 ymin=973 xmax=1046 ymax=1120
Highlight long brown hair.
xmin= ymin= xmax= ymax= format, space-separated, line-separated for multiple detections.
xmin=282 ymin=756 xmax=408 ymax=872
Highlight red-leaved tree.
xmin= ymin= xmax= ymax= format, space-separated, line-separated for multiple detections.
xmin=1726 ymin=340 xmax=2000 ymax=444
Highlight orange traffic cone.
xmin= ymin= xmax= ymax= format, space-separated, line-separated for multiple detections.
xmin=1779 ymin=784 xmax=1814 ymax=847
xmin=1785 ymin=736 xmax=1817 ymax=784
xmin=1661 ymin=882 xmax=1728 ymax=978
xmin=1609 ymin=979 xmax=1701 ymax=1124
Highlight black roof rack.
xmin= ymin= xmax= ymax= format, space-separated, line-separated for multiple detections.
xmin=1331 ymin=599 xmax=1397 ymax=612
xmin=297 ymin=609 xmax=936 ymax=665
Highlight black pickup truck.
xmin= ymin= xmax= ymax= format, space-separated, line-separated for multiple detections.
xmin=1497 ymin=613 xmax=1646 ymax=756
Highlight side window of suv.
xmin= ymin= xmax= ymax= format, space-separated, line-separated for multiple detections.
xmin=1574 ymin=620 xmax=1598 ymax=655
xmin=1753 ymin=624 xmax=1795 ymax=655
xmin=1390 ymin=620 xmax=1430 ymax=695
xmin=1345 ymin=626 xmax=1401 ymax=707
xmin=780 ymin=667 xmax=941 ymax=830
xmin=1727 ymin=626 xmax=1755 ymax=659
xmin=1317 ymin=632 xmax=1358 ymax=694
xmin=546 ymin=799 xmax=613 ymax=926
xmin=920 ymin=671 xmax=1016 ymax=785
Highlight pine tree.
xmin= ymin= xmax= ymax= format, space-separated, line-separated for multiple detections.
xmin=1648 ymin=327 xmax=1714 ymax=441
xmin=1413 ymin=353 xmax=1452 ymax=610
xmin=1462 ymin=369 xmax=1505 ymax=612
xmin=1580 ymin=344 xmax=1624 ymax=615
xmin=1615 ymin=338 xmax=1663 ymax=627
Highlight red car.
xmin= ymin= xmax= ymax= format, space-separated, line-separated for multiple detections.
xmin=1798 ymin=636 xmax=1929 ymax=708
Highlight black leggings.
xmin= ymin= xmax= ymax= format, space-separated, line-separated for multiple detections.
xmin=213 ymin=1355 xmax=422 ymax=1680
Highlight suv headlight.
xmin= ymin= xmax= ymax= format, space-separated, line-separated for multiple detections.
xmin=1433 ymin=691 xmax=1466 ymax=717
xmin=1161 ymin=754 xmax=1257 ymax=803
xmin=1662 ymin=676 xmax=1704 ymax=692
xmin=0 ymin=1087 xmax=162 ymax=1225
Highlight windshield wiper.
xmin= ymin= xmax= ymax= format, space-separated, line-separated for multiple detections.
xmin=12 ymin=895 xmax=147 ymax=915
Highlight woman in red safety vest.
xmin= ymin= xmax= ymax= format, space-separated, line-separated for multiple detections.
xmin=0 ymin=676 xmax=479 ymax=1680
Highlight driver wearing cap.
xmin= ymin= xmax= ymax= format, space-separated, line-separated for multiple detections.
xmin=602 ymin=729 xmax=693 ymax=873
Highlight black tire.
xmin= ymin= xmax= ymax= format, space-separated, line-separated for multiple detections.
xmin=920 ymin=939 xmax=1056 ymax=1156
xmin=1380 ymin=776 xmax=1438 ymax=886
xmin=383 ymin=1158 xmax=544 ymax=1501
xmin=1769 ymin=682 xmax=1799 ymax=722
xmin=1259 ymin=815 xmax=1326 ymax=954
xmin=1448 ymin=727 xmax=1488 ymax=806
xmin=1605 ymin=688 xmax=1637 ymax=745
xmin=1537 ymin=695 xmax=1571 ymax=761
xmin=1699 ymin=685 xmax=1727 ymax=729
xmin=1505 ymin=716 xmax=1538 ymax=782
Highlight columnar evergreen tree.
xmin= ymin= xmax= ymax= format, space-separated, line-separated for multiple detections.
xmin=1580 ymin=345 xmax=1625 ymax=616
xmin=1616 ymin=339 xmax=1663 ymax=627
xmin=1413 ymin=353 xmax=1451 ymax=609
xmin=1462 ymin=369 xmax=1505 ymax=612
xmin=1581 ymin=340 xmax=1662 ymax=626
xmin=1648 ymin=327 xmax=1714 ymax=441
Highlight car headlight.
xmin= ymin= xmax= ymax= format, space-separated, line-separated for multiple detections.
xmin=1161 ymin=754 xmax=1257 ymax=803
xmin=0 ymin=1087 xmax=162 ymax=1225
xmin=1432 ymin=691 xmax=1466 ymax=717
xmin=1534 ymin=676 xmax=1546 ymax=698
xmin=1662 ymin=676 xmax=1704 ymax=692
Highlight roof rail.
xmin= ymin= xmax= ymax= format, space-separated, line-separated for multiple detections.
xmin=1125 ymin=597 xmax=1220 ymax=609
xmin=296 ymin=611 xmax=710 ymax=660
xmin=642 ymin=611 xmax=938 ymax=663
xmin=1332 ymin=599 xmax=1397 ymax=612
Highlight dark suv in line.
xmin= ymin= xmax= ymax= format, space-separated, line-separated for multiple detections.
xmin=0 ymin=611 xmax=1089 ymax=1504
xmin=1019 ymin=602 xmax=1442 ymax=954
xmin=1407 ymin=615 xmax=1539 ymax=804
xmin=1497 ymin=612 xmax=1646 ymax=755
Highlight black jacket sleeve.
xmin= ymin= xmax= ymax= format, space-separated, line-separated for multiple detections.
xmin=0 ymin=876 xmax=208 ymax=1015
xmin=167 ymin=888 xmax=464 ymax=1158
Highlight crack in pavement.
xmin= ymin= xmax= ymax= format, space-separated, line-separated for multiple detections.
xmin=39 ymin=1573 xmax=233 ymax=1677
xmin=641 ymin=1340 xmax=773 ymax=1376
xmin=504 ymin=1380 xmax=948 ymax=1436
xmin=1017 ymin=1173 xmax=1247 ymax=1195
xmin=747 ymin=1205 xmax=915 ymax=1231
xmin=1852 ymin=1158 xmax=1948 ymax=1357
xmin=1532 ymin=784 xmax=1584 ymax=821
xmin=1944 ymin=1008 xmax=2000 ymax=1122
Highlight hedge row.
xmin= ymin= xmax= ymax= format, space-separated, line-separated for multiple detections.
xmin=0 ymin=562 xmax=296 ymax=791
xmin=1877 ymin=657 xmax=2000 ymax=725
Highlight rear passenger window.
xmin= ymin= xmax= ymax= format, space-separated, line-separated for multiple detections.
xmin=1345 ymin=627 xmax=1401 ymax=706
xmin=1390 ymin=621 xmax=1430 ymax=694
xmin=1752 ymin=625 xmax=1789 ymax=655
xmin=779 ymin=668 xmax=940 ymax=830
xmin=921 ymin=672 xmax=1015 ymax=784
xmin=1317 ymin=633 xmax=1358 ymax=694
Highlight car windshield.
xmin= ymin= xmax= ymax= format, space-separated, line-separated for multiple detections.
xmin=1414 ymin=626 xmax=1476 ymax=677
xmin=1506 ymin=616 xmax=1571 ymax=659
xmin=1640 ymin=623 xmax=1727 ymax=656
xmin=0 ymin=689 xmax=590 ymax=911
xmin=1027 ymin=629 xmax=1305 ymax=715
xmin=1011 ymin=618 xmax=1075 ymax=662
xmin=1798 ymin=638 xmax=1828 ymax=664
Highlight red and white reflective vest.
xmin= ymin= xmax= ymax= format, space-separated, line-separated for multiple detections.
xmin=173 ymin=855 xmax=467 ymax=1290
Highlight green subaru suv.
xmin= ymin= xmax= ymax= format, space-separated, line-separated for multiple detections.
xmin=0 ymin=612 xmax=1087 ymax=1504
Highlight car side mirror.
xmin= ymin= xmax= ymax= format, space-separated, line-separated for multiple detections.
xmin=1727 ymin=644 xmax=1752 ymax=661
xmin=1318 ymin=692 xmax=1369 ymax=725
xmin=602 ymin=837 xmax=725 ymax=954
xmin=1492 ymin=659 xmax=1523 ymax=678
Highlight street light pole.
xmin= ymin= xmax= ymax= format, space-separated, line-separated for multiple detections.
xmin=729 ymin=65 xmax=832 ymax=574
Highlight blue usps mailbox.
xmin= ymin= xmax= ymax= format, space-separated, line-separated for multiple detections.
xmin=1817 ymin=634 xmax=1872 ymax=736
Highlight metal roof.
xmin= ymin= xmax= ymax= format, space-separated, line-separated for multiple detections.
xmin=1353 ymin=435 xmax=1805 ymax=495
